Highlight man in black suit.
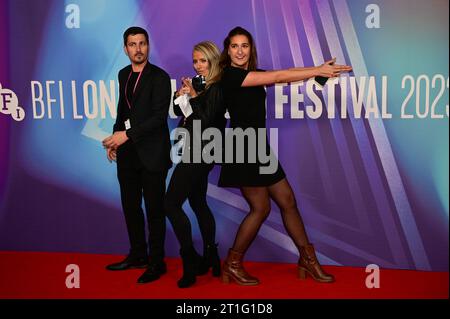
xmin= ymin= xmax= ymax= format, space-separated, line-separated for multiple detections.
xmin=103 ymin=26 xmax=172 ymax=284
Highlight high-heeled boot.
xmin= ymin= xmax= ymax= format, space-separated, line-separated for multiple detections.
xmin=221 ymin=248 xmax=259 ymax=286
xmin=298 ymin=244 xmax=334 ymax=283
xmin=178 ymin=246 xmax=203 ymax=288
xmin=198 ymin=243 xmax=221 ymax=277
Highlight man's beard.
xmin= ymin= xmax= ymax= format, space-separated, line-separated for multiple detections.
xmin=134 ymin=55 xmax=146 ymax=64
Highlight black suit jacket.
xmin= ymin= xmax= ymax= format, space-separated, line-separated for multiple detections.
xmin=113 ymin=62 xmax=172 ymax=172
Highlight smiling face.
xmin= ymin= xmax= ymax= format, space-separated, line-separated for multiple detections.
xmin=124 ymin=33 xmax=149 ymax=66
xmin=227 ymin=34 xmax=251 ymax=70
xmin=192 ymin=50 xmax=209 ymax=77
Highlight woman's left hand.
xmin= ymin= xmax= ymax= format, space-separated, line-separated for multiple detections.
xmin=319 ymin=58 xmax=352 ymax=78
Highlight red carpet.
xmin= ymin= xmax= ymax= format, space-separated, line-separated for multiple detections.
xmin=0 ymin=251 xmax=447 ymax=299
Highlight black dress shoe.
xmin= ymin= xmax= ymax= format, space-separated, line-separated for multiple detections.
xmin=105 ymin=256 xmax=148 ymax=271
xmin=137 ymin=262 xmax=167 ymax=284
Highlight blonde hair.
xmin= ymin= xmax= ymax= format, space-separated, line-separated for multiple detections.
xmin=193 ymin=41 xmax=221 ymax=88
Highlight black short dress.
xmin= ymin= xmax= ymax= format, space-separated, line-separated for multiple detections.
xmin=218 ymin=66 xmax=286 ymax=187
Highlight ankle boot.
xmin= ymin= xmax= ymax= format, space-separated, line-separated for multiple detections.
xmin=178 ymin=246 xmax=203 ymax=288
xmin=221 ymin=248 xmax=259 ymax=286
xmin=199 ymin=243 xmax=221 ymax=277
xmin=298 ymin=244 xmax=334 ymax=283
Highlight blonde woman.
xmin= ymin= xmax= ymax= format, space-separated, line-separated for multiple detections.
xmin=142 ymin=41 xmax=226 ymax=288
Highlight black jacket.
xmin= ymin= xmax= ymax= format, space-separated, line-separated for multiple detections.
xmin=114 ymin=62 xmax=172 ymax=171
xmin=173 ymin=82 xmax=226 ymax=159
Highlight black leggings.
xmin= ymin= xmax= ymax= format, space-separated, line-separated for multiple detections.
xmin=164 ymin=162 xmax=216 ymax=250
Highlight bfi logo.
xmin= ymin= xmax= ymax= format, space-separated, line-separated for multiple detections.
xmin=0 ymin=83 xmax=25 ymax=121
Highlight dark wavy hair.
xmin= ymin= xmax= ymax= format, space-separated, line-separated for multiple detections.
xmin=219 ymin=26 xmax=258 ymax=71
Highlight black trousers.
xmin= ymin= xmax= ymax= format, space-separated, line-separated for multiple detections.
xmin=164 ymin=162 xmax=215 ymax=251
xmin=117 ymin=141 xmax=167 ymax=263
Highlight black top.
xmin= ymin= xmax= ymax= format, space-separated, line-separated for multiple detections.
xmin=221 ymin=66 xmax=266 ymax=129
xmin=218 ymin=66 xmax=286 ymax=187
xmin=126 ymin=71 xmax=140 ymax=108
xmin=118 ymin=71 xmax=139 ymax=122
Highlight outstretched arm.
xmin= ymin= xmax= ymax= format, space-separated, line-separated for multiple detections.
xmin=242 ymin=58 xmax=352 ymax=87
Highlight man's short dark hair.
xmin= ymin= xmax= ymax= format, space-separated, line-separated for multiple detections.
xmin=123 ymin=26 xmax=149 ymax=46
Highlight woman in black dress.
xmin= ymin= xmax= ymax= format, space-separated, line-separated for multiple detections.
xmin=162 ymin=41 xmax=225 ymax=288
xmin=218 ymin=27 xmax=352 ymax=285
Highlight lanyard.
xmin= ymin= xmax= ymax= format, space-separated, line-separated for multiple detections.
xmin=125 ymin=69 xmax=143 ymax=109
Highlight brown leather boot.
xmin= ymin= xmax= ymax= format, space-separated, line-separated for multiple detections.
xmin=221 ymin=249 xmax=259 ymax=286
xmin=298 ymin=244 xmax=335 ymax=283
